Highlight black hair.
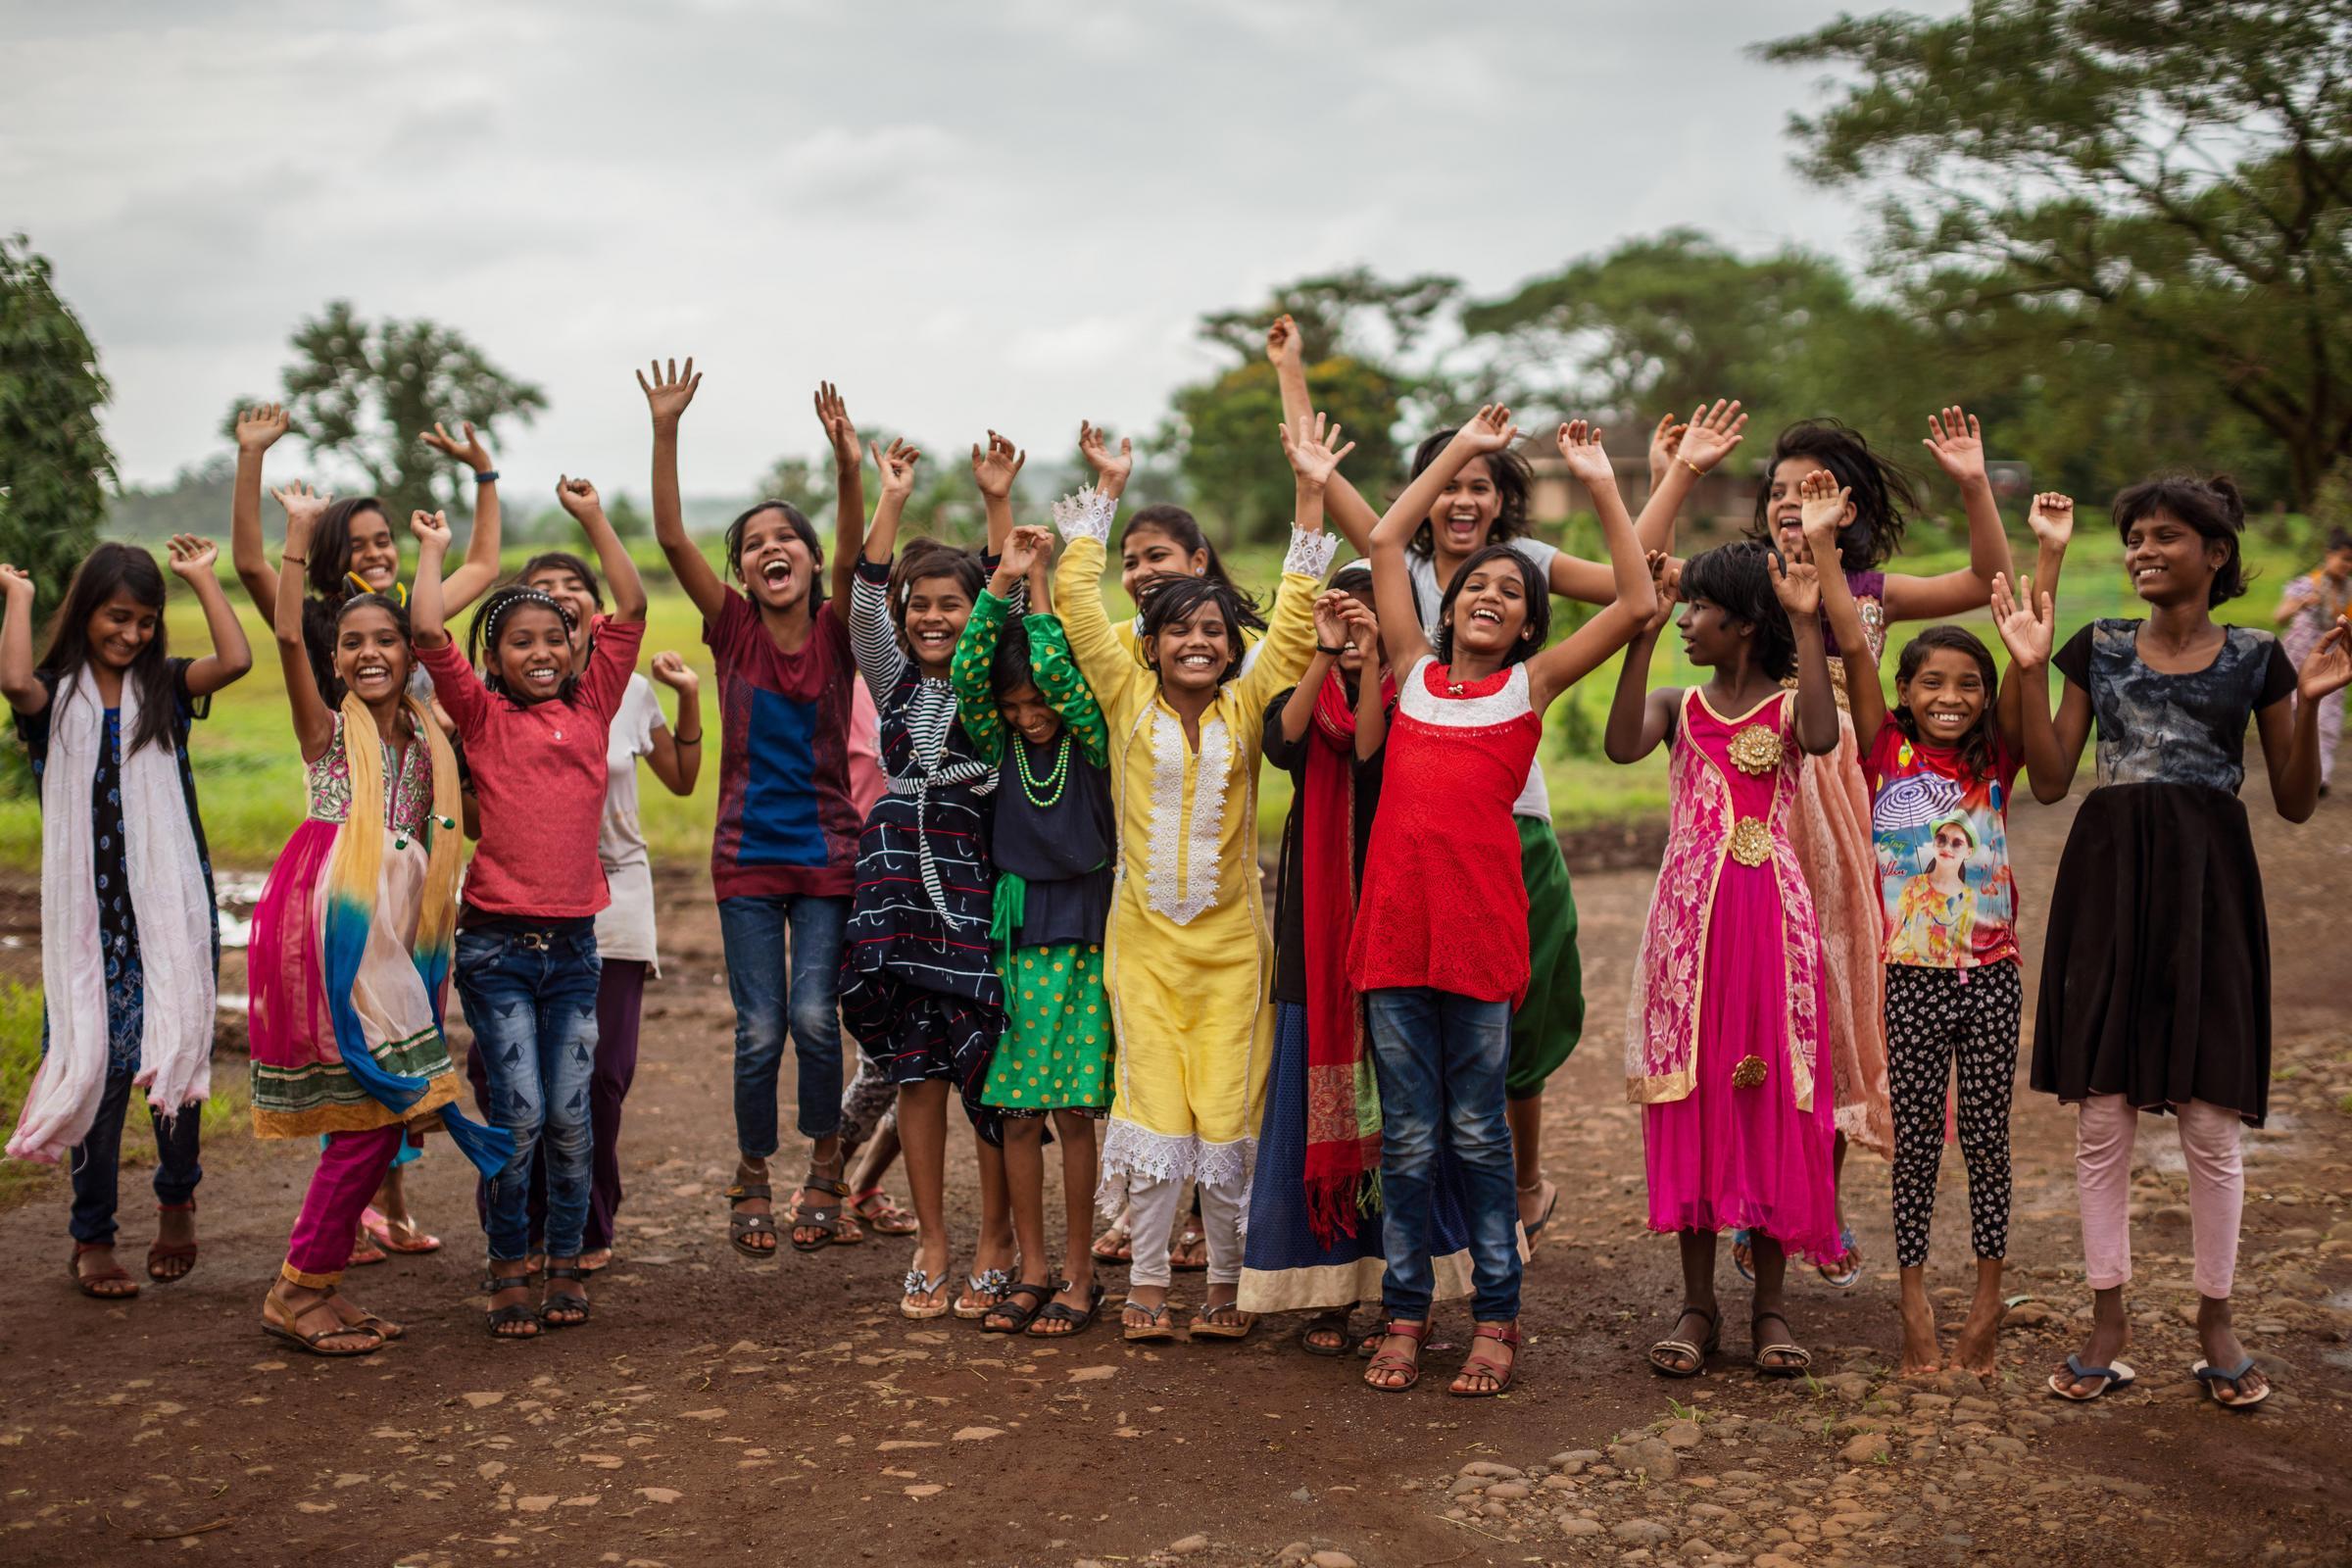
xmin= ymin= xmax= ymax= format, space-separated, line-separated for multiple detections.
xmin=1750 ymin=419 xmax=1921 ymax=573
xmin=2326 ymin=527 xmax=2352 ymax=556
xmin=518 ymin=550 xmax=604 ymax=609
xmin=1120 ymin=505 xmax=1243 ymax=597
xmin=724 ymin=501 xmax=827 ymax=609
xmin=887 ymin=540 xmax=986 ymax=654
xmin=1680 ymin=541 xmax=1797 ymax=682
xmin=2111 ymin=472 xmax=2249 ymax=607
xmin=1406 ymin=428 xmax=1533 ymax=556
xmin=1138 ymin=574 xmax=1263 ymax=687
xmin=1329 ymin=561 xmax=1375 ymax=597
xmin=37 ymin=543 xmax=177 ymax=758
xmin=1433 ymin=543 xmax=1549 ymax=667
xmin=988 ymin=615 xmax=1037 ymax=697
xmin=1891 ymin=625 xmax=2001 ymax=784
xmin=466 ymin=585 xmax=579 ymax=706
xmin=299 ymin=495 xmax=395 ymax=706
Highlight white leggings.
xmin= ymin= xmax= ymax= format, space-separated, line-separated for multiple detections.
xmin=1124 ymin=1175 xmax=1246 ymax=1289
xmin=2076 ymin=1095 xmax=2244 ymax=1300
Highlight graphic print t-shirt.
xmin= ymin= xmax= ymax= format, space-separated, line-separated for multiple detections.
xmin=1864 ymin=718 xmax=2021 ymax=970
xmin=703 ymin=588 xmax=861 ymax=901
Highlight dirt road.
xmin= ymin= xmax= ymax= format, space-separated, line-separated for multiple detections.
xmin=2 ymin=782 xmax=2349 ymax=1568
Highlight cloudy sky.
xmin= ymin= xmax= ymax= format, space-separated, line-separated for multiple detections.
xmin=5 ymin=1 xmax=1944 ymax=495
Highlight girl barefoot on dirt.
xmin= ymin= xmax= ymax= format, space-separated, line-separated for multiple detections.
xmin=5 ymin=540 xmax=248 ymax=1301
xmin=1813 ymin=474 xmax=2075 ymax=1377
xmin=245 ymin=490 xmax=505 ymax=1354
xmin=1353 ymin=412 xmax=1656 ymax=1396
xmin=414 ymin=481 xmax=647 ymax=1338
xmin=2020 ymin=473 xmax=2349 ymax=1409
xmin=1610 ymin=539 xmax=1841 ymax=1382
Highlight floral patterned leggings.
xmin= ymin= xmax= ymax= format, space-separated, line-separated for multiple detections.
xmin=1886 ymin=960 xmax=2021 ymax=1269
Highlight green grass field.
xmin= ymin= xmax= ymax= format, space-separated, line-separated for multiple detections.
xmin=0 ymin=528 xmax=2316 ymax=873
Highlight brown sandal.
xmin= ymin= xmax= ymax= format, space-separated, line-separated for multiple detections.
xmin=1450 ymin=1320 xmax=1521 ymax=1397
xmin=147 ymin=1200 xmax=198 ymax=1283
xmin=68 ymin=1242 xmax=139 ymax=1299
xmin=1190 ymin=1300 xmax=1256 ymax=1341
xmin=264 ymin=1293 xmax=386 ymax=1357
xmin=727 ymin=1180 xmax=779 ymax=1257
xmin=790 ymin=1171 xmax=854 ymax=1251
xmin=1363 ymin=1320 xmax=1430 ymax=1392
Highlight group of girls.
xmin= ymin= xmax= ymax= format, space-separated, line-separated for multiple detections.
xmin=8 ymin=335 xmax=2347 ymax=1409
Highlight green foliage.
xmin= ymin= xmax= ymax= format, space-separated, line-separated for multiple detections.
xmin=107 ymin=454 xmax=235 ymax=542
xmin=1172 ymin=355 xmax=1408 ymax=546
xmin=1758 ymin=0 xmax=2352 ymax=504
xmin=0 ymin=234 xmax=115 ymax=627
xmin=231 ymin=300 xmax=547 ymax=523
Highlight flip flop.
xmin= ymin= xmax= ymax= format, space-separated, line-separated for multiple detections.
xmin=1190 ymin=1302 xmax=1255 ymax=1341
xmin=361 ymin=1204 xmax=442 ymax=1254
xmin=1027 ymin=1282 xmax=1105 ymax=1338
xmin=1731 ymin=1228 xmax=1756 ymax=1285
xmin=2046 ymin=1353 xmax=2136 ymax=1401
xmin=1122 ymin=1298 xmax=1184 ymax=1344
xmin=1817 ymin=1227 xmax=1863 ymax=1290
xmin=2191 ymin=1357 xmax=2270 ymax=1409
xmin=1169 ymin=1220 xmax=1209 ymax=1274
xmin=1519 ymin=1181 xmax=1560 ymax=1252
xmin=954 ymin=1267 xmax=1013 ymax=1321
xmin=1091 ymin=1221 xmax=1134 ymax=1264
xmin=900 ymin=1267 xmax=952 ymax=1321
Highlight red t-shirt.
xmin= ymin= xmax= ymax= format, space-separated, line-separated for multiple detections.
xmin=421 ymin=618 xmax=646 ymax=920
xmin=702 ymin=589 xmax=863 ymax=901
xmin=1862 ymin=717 xmax=2022 ymax=969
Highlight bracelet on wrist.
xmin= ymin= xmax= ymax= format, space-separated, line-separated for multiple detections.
xmin=282 ymin=553 xmax=307 ymax=564
xmin=1313 ymin=642 xmax=1348 ymax=657
xmin=472 ymin=469 xmax=499 ymax=484
xmin=1681 ymin=458 xmax=1706 ymax=480
xmin=675 ymin=733 xmax=703 ymax=746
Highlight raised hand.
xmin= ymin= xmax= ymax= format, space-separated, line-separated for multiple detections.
xmin=1922 ymin=405 xmax=1988 ymax=487
xmin=1646 ymin=413 xmax=1689 ymax=489
xmin=1768 ymin=547 xmax=1821 ymax=618
xmin=1341 ymin=595 xmax=1381 ymax=660
xmin=1264 ymin=313 xmax=1304 ymax=372
xmin=165 ymin=534 xmax=219 ymax=580
xmin=999 ymin=523 xmax=1054 ymax=583
xmin=1639 ymin=551 xmax=1681 ymax=634
xmin=420 ymin=419 xmax=493 ymax=472
xmin=814 ymin=382 xmax=859 ymax=471
xmin=1989 ymin=570 xmax=2055 ymax=669
xmin=1311 ymin=588 xmax=1351 ymax=652
xmin=2027 ymin=490 xmax=2075 ymax=550
xmin=1675 ymin=398 xmax=1748 ymax=474
xmin=970 ymin=431 xmax=1027 ymax=500
xmin=1556 ymin=419 xmax=1614 ymax=487
xmin=236 ymin=403 xmax=290 ymax=455
xmin=638 ymin=357 xmax=701 ymax=425
xmin=0 ymin=563 xmax=28 ymax=602
xmin=1278 ymin=412 xmax=1358 ymax=490
xmin=1450 ymin=405 xmax=1519 ymax=457
xmin=650 ymin=650 xmax=700 ymax=693
xmin=2299 ymin=616 xmax=2352 ymax=702
xmin=411 ymin=510 xmax=453 ymax=552
xmin=870 ymin=438 xmax=922 ymax=501
xmin=1796 ymin=467 xmax=1850 ymax=564
xmin=557 ymin=475 xmax=603 ymax=520
xmin=270 ymin=480 xmax=333 ymax=534
xmin=1078 ymin=420 xmax=1133 ymax=491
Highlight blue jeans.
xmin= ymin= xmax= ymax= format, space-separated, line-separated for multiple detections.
xmin=1364 ymin=987 xmax=1521 ymax=1322
xmin=70 ymin=1062 xmax=202 ymax=1245
xmin=717 ymin=894 xmax=850 ymax=1155
xmin=457 ymin=920 xmax=601 ymax=1261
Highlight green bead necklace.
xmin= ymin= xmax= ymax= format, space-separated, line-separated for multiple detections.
xmin=1016 ymin=730 xmax=1071 ymax=808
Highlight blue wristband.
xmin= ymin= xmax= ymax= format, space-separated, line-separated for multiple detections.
xmin=472 ymin=468 xmax=499 ymax=484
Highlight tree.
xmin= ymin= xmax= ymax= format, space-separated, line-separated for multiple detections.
xmin=232 ymin=300 xmax=546 ymax=522
xmin=1759 ymin=0 xmax=2352 ymax=505
xmin=0 ymin=234 xmax=114 ymax=627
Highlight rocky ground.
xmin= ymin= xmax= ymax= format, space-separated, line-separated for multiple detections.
xmin=1 ymin=780 xmax=2349 ymax=1567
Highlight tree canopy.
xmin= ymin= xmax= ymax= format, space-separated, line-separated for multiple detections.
xmin=0 ymin=235 xmax=114 ymax=627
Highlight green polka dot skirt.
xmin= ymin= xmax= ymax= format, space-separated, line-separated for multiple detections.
xmin=981 ymin=941 xmax=1112 ymax=1111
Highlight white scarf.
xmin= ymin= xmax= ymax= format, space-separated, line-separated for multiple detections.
xmin=8 ymin=664 xmax=215 ymax=1163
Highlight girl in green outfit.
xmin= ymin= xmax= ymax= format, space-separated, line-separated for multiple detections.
xmin=953 ymin=523 xmax=1117 ymax=1337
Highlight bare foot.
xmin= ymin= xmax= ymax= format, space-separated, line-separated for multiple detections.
xmin=1898 ymin=1271 xmax=1941 ymax=1376
xmin=1954 ymin=1290 xmax=2003 ymax=1377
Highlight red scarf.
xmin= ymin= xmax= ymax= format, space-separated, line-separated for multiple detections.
xmin=1300 ymin=664 xmax=1395 ymax=1248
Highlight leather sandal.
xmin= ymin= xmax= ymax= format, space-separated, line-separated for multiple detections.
xmin=483 ymin=1269 xmax=540 ymax=1340
xmin=726 ymin=1179 xmax=779 ymax=1257
xmin=147 ymin=1200 xmax=198 ymax=1283
xmin=851 ymin=1186 xmax=919 ymax=1236
xmin=326 ymin=1288 xmax=405 ymax=1342
xmin=1649 ymin=1304 xmax=1721 ymax=1378
xmin=1450 ymin=1321 xmax=1521 ymax=1397
xmin=1751 ymin=1311 xmax=1812 ymax=1378
xmin=539 ymin=1265 xmax=592 ymax=1329
xmin=982 ymin=1279 xmax=1055 ymax=1335
xmin=68 ymin=1241 xmax=139 ymax=1299
xmin=1363 ymin=1320 xmax=1430 ymax=1392
xmin=790 ymin=1171 xmax=852 ymax=1252
xmin=264 ymin=1292 xmax=386 ymax=1357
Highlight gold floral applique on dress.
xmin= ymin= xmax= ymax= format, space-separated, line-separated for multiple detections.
xmin=1731 ymin=1054 xmax=1769 ymax=1089
xmin=1728 ymin=817 xmax=1773 ymax=867
xmin=1727 ymin=722 xmax=1784 ymax=777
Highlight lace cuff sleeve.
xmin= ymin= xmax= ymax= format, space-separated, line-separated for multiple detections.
xmin=1283 ymin=526 xmax=1341 ymax=580
xmin=1051 ymin=486 xmax=1116 ymax=546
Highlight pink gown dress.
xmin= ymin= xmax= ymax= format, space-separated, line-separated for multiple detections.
xmin=1628 ymin=689 xmax=1839 ymax=1260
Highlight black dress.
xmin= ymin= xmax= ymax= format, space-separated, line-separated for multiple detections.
xmin=2030 ymin=620 xmax=2297 ymax=1126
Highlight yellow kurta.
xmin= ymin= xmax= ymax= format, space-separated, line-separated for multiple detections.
xmin=1056 ymin=525 xmax=1327 ymax=1194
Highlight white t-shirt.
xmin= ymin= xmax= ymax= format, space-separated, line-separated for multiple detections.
xmin=593 ymin=673 xmax=662 ymax=967
xmin=1404 ymin=535 xmax=1559 ymax=822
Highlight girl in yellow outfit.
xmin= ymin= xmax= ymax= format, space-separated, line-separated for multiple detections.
xmin=1054 ymin=415 xmax=1348 ymax=1341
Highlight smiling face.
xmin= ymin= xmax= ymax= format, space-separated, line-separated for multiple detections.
xmin=83 ymin=588 xmax=160 ymax=671
xmin=998 ymin=681 xmax=1062 ymax=746
xmin=523 ymin=564 xmax=600 ymax=649
xmin=1446 ymin=558 xmax=1531 ymax=660
xmin=335 ymin=604 xmax=412 ymax=709
xmin=2123 ymin=507 xmax=2226 ymax=606
xmin=899 ymin=573 xmax=972 ymax=674
xmin=1147 ymin=601 xmax=1234 ymax=694
xmin=1119 ymin=525 xmax=1207 ymax=608
xmin=1763 ymin=456 xmax=1837 ymax=558
xmin=738 ymin=510 xmax=818 ymax=612
xmin=1931 ymin=821 xmax=1972 ymax=872
xmin=344 ymin=505 xmax=400 ymax=594
xmin=1896 ymin=646 xmax=1988 ymax=745
xmin=1427 ymin=456 xmax=1503 ymax=562
xmin=493 ymin=605 xmax=572 ymax=702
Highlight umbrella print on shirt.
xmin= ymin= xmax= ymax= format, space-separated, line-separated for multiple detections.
xmin=1875 ymin=770 xmax=1964 ymax=832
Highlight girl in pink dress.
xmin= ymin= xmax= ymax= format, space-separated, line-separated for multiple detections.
xmin=1607 ymin=541 xmax=1842 ymax=1379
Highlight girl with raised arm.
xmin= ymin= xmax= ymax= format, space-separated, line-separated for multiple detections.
xmin=2022 ymin=474 xmax=2348 ymax=1410
xmin=1352 ymin=412 xmax=1657 ymax=1396
xmin=840 ymin=436 xmax=1012 ymax=1320
xmin=414 ymin=478 xmax=647 ymax=1339
xmin=644 ymin=363 xmax=869 ymax=1259
xmin=5 ymin=539 xmax=248 ymax=1301
xmin=1054 ymin=414 xmax=1342 ymax=1345
xmin=1608 ymin=536 xmax=1840 ymax=1383
xmin=246 ymin=489 xmax=505 ymax=1353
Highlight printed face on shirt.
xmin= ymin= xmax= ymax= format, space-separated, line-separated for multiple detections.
xmin=898 ymin=572 xmax=972 ymax=675
xmin=1447 ymin=559 xmax=1531 ymax=658
xmin=2123 ymin=508 xmax=2228 ymax=607
xmin=334 ymin=603 xmax=413 ymax=707
xmin=494 ymin=605 xmax=572 ymax=702
xmin=1426 ymin=456 xmax=1502 ymax=560
xmin=524 ymin=565 xmax=602 ymax=658
xmin=1148 ymin=602 xmax=1235 ymax=694
xmin=738 ymin=510 xmax=819 ymax=613
xmin=1896 ymin=646 xmax=1989 ymax=745
xmin=345 ymin=505 xmax=401 ymax=594
xmin=998 ymin=680 xmax=1062 ymax=746
xmin=1931 ymin=818 xmax=1974 ymax=873
xmin=1119 ymin=526 xmax=1207 ymax=609
xmin=85 ymin=587 xmax=161 ymax=671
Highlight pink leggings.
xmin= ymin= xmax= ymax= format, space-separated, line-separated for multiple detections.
xmin=2076 ymin=1096 xmax=2243 ymax=1300
xmin=282 ymin=1125 xmax=405 ymax=1288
